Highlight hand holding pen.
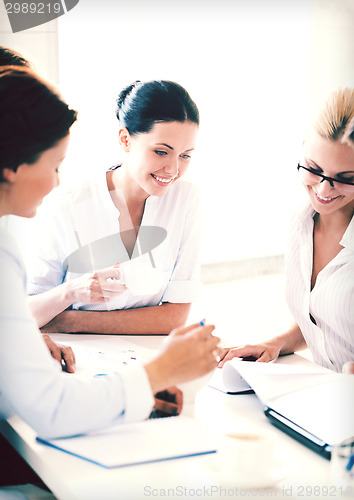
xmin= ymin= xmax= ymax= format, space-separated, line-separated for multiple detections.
xmin=144 ymin=321 xmax=220 ymax=396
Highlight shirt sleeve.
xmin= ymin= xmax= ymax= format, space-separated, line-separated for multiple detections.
xmin=30 ymin=200 xmax=75 ymax=296
xmin=0 ymin=232 xmax=154 ymax=439
xmin=161 ymin=183 xmax=202 ymax=303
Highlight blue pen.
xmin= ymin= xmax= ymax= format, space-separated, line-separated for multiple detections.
xmin=346 ymin=454 xmax=354 ymax=471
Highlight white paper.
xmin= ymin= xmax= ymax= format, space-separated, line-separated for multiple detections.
xmin=52 ymin=335 xmax=157 ymax=377
xmin=221 ymin=356 xmax=354 ymax=446
xmin=37 ymin=415 xmax=217 ymax=468
xmin=223 ymin=357 xmax=338 ymax=402
xmin=267 ymin=376 xmax=354 ymax=445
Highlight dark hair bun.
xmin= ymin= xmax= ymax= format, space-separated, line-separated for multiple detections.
xmin=115 ymin=80 xmax=199 ymax=135
xmin=116 ymin=81 xmax=141 ymax=113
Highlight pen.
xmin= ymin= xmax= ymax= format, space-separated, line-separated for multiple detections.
xmin=346 ymin=453 xmax=354 ymax=471
xmin=200 ymin=318 xmax=220 ymax=362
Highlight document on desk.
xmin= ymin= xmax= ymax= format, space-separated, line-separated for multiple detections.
xmin=209 ymin=354 xmax=331 ymax=396
xmin=222 ymin=357 xmax=337 ymax=401
xmin=221 ymin=357 xmax=354 ymax=456
xmin=36 ymin=415 xmax=217 ymax=468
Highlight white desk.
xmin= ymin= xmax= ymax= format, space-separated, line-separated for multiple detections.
xmin=0 ymin=334 xmax=341 ymax=500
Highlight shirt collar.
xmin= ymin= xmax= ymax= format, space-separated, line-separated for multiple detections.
xmin=340 ymin=214 xmax=354 ymax=251
xmin=299 ymin=203 xmax=354 ymax=252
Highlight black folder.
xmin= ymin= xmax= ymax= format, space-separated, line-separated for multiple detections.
xmin=263 ymin=377 xmax=354 ymax=460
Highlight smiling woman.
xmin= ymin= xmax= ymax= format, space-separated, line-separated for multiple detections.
xmin=299 ymin=135 xmax=354 ymax=215
xmin=116 ymin=121 xmax=198 ymax=203
xmin=25 ymin=80 xmax=203 ymax=335
xmin=219 ymin=87 xmax=354 ymax=374
xmin=0 ymin=66 xmax=220 ymax=455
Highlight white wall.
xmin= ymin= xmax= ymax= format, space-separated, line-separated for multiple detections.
xmin=2 ymin=0 xmax=354 ymax=265
xmin=0 ymin=2 xmax=59 ymax=82
xmin=56 ymin=0 xmax=310 ymax=263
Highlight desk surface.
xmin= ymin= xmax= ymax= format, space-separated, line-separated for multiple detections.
xmin=1 ymin=334 xmax=339 ymax=500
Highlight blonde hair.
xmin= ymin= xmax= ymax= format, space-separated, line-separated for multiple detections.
xmin=311 ymin=87 xmax=354 ymax=144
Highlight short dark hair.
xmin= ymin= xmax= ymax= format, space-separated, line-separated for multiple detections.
xmin=0 ymin=46 xmax=31 ymax=68
xmin=0 ymin=66 xmax=77 ymax=181
xmin=116 ymin=80 xmax=199 ymax=135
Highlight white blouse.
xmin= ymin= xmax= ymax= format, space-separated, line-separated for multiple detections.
xmin=0 ymin=226 xmax=154 ymax=439
xmin=285 ymin=203 xmax=354 ymax=372
xmin=24 ymin=172 xmax=202 ymax=311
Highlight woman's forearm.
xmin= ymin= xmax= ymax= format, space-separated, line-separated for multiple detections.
xmin=28 ymin=284 xmax=73 ymax=328
xmin=28 ymin=268 xmax=126 ymax=328
xmin=275 ymin=323 xmax=308 ymax=355
xmin=40 ymin=302 xmax=191 ymax=335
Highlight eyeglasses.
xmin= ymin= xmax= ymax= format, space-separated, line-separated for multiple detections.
xmin=297 ymin=164 xmax=354 ymax=193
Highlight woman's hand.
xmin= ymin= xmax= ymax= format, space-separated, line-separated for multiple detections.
xmin=29 ymin=264 xmax=127 ymax=329
xmin=65 ymin=265 xmax=126 ymax=305
xmin=144 ymin=322 xmax=220 ymax=394
xmin=217 ymin=340 xmax=283 ymax=368
xmin=217 ymin=326 xmax=307 ymax=368
xmin=42 ymin=334 xmax=76 ymax=373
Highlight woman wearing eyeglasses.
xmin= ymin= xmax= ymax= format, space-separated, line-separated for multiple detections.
xmin=219 ymin=87 xmax=354 ymax=374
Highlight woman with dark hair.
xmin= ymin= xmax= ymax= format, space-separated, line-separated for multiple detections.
xmin=26 ymin=80 xmax=202 ymax=335
xmin=0 ymin=46 xmax=78 ymax=371
xmin=0 ymin=66 xmax=220 ymax=441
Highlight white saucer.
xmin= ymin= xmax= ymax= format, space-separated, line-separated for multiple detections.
xmin=213 ymin=464 xmax=288 ymax=489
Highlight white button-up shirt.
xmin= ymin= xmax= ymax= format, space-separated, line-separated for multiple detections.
xmin=285 ymin=203 xmax=354 ymax=372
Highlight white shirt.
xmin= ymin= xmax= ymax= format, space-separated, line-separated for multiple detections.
xmin=0 ymin=226 xmax=154 ymax=439
xmin=25 ymin=173 xmax=202 ymax=311
xmin=285 ymin=203 xmax=354 ymax=372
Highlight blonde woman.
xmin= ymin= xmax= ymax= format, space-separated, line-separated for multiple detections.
xmin=219 ymin=87 xmax=354 ymax=374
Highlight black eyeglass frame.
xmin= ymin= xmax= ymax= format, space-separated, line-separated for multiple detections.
xmin=297 ymin=164 xmax=354 ymax=188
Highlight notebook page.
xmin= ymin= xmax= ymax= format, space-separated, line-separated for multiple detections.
xmin=223 ymin=357 xmax=338 ymax=402
xmin=37 ymin=415 xmax=217 ymax=468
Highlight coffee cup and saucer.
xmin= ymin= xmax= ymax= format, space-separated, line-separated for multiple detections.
xmin=215 ymin=430 xmax=288 ymax=488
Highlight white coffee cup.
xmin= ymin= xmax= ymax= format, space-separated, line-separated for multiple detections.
xmin=118 ymin=261 xmax=163 ymax=296
xmin=217 ymin=431 xmax=281 ymax=487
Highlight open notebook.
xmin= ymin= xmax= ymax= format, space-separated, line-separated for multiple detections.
xmin=220 ymin=356 xmax=354 ymax=459
xmin=36 ymin=415 xmax=217 ymax=468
